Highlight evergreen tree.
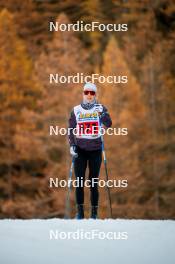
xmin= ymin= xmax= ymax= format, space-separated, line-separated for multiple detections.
xmin=101 ymin=36 xmax=147 ymax=218
xmin=0 ymin=9 xmax=42 ymax=214
xmin=35 ymin=13 xmax=91 ymax=218
xmin=140 ymin=37 xmax=175 ymax=217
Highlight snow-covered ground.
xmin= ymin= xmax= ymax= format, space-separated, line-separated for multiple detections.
xmin=0 ymin=219 xmax=174 ymax=264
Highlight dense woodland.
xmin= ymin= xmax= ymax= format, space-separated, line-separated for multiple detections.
xmin=0 ymin=0 xmax=175 ymax=219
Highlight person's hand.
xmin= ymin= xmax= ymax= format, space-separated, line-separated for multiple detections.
xmin=70 ymin=145 xmax=78 ymax=158
xmin=95 ymin=104 xmax=103 ymax=116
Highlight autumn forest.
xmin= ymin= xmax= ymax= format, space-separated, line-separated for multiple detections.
xmin=0 ymin=0 xmax=175 ymax=219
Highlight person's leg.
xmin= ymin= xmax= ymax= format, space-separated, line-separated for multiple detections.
xmin=88 ymin=149 xmax=102 ymax=218
xmin=74 ymin=147 xmax=87 ymax=218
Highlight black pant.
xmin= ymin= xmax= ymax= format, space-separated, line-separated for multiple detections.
xmin=74 ymin=147 xmax=102 ymax=206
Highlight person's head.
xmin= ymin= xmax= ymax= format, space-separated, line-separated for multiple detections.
xmin=83 ymin=83 xmax=97 ymax=103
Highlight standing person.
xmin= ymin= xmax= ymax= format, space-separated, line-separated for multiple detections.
xmin=68 ymin=83 xmax=112 ymax=219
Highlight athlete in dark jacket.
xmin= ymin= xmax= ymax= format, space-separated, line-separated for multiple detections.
xmin=68 ymin=82 xmax=112 ymax=219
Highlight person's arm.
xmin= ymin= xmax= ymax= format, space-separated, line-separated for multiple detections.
xmin=68 ymin=109 xmax=77 ymax=146
xmin=100 ymin=105 xmax=112 ymax=128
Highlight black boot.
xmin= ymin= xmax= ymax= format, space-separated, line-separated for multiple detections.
xmin=76 ymin=204 xmax=84 ymax=219
xmin=91 ymin=206 xmax=98 ymax=219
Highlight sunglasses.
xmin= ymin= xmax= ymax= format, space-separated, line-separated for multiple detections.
xmin=84 ymin=90 xmax=96 ymax=96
